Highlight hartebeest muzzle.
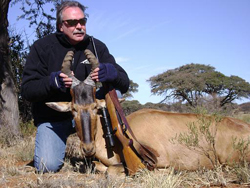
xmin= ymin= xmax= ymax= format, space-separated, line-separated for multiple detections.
xmin=46 ymin=50 xmax=103 ymax=157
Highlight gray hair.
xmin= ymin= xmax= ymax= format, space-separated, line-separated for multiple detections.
xmin=56 ymin=1 xmax=87 ymax=32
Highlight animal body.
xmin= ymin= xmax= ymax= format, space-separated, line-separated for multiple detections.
xmin=93 ymin=108 xmax=250 ymax=171
xmin=47 ymin=49 xmax=250 ymax=174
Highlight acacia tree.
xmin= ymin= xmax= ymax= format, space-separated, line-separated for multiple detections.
xmin=148 ymin=63 xmax=250 ymax=107
xmin=0 ymin=0 xmax=20 ymax=136
xmin=9 ymin=30 xmax=33 ymax=122
xmin=123 ymin=79 xmax=139 ymax=99
xmin=12 ymin=0 xmax=57 ymax=39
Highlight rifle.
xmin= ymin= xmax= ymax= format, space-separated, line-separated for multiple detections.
xmin=90 ymin=36 xmax=159 ymax=175
xmin=105 ymin=91 xmax=146 ymax=175
xmin=101 ymin=107 xmax=115 ymax=148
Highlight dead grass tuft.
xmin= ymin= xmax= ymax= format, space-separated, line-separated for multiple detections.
xmin=133 ymin=168 xmax=184 ymax=188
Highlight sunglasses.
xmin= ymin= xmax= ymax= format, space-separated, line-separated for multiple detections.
xmin=62 ymin=18 xmax=87 ymax=27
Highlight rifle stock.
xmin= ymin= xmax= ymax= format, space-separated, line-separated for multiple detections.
xmin=105 ymin=93 xmax=145 ymax=175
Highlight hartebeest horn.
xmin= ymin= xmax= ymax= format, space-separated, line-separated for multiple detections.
xmin=61 ymin=50 xmax=100 ymax=87
xmin=61 ymin=51 xmax=80 ymax=88
xmin=83 ymin=49 xmax=100 ymax=86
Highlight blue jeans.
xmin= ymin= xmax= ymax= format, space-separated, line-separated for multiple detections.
xmin=34 ymin=119 xmax=75 ymax=173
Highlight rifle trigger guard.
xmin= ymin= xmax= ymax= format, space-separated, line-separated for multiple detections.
xmin=116 ymin=110 xmax=127 ymax=134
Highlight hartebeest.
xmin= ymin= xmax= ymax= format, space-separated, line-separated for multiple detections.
xmin=47 ymin=50 xmax=250 ymax=174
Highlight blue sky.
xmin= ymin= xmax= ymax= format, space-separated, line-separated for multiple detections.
xmin=8 ymin=0 xmax=250 ymax=104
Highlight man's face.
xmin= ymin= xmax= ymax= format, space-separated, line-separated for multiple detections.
xmin=60 ymin=7 xmax=86 ymax=45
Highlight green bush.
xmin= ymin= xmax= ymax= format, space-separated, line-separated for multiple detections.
xmin=19 ymin=120 xmax=36 ymax=137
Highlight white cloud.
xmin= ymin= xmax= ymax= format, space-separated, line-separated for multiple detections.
xmin=115 ymin=57 xmax=129 ymax=63
xmin=114 ymin=27 xmax=141 ymax=40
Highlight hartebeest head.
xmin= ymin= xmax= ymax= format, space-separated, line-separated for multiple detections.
xmin=46 ymin=50 xmax=104 ymax=157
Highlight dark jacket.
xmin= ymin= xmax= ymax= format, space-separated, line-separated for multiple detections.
xmin=21 ymin=32 xmax=129 ymax=125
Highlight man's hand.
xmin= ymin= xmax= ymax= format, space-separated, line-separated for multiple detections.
xmin=50 ymin=71 xmax=73 ymax=89
xmin=91 ymin=63 xmax=118 ymax=82
xmin=59 ymin=72 xmax=73 ymax=88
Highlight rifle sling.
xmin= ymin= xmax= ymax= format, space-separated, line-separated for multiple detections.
xmin=108 ymin=88 xmax=160 ymax=170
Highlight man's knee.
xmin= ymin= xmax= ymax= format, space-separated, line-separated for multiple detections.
xmin=34 ymin=156 xmax=63 ymax=173
xmin=34 ymin=121 xmax=70 ymax=173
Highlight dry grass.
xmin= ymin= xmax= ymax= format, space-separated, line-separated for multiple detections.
xmin=1 ymin=135 xmax=250 ymax=188
xmin=234 ymin=113 xmax=250 ymax=124
xmin=1 ymin=117 xmax=250 ymax=188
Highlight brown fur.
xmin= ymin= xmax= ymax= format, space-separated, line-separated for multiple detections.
xmin=92 ymin=109 xmax=250 ymax=172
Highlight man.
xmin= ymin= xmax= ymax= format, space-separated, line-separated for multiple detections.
xmin=21 ymin=1 xmax=129 ymax=173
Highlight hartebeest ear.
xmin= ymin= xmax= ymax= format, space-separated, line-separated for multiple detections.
xmin=95 ymin=98 xmax=125 ymax=109
xmin=46 ymin=102 xmax=72 ymax=112
xmin=96 ymin=99 xmax=106 ymax=109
